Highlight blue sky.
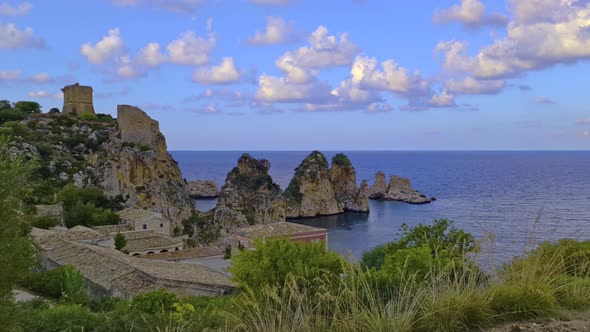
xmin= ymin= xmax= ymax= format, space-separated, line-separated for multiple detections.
xmin=1 ymin=0 xmax=590 ymax=150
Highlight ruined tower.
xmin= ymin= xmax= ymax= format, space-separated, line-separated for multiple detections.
xmin=61 ymin=83 xmax=95 ymax=115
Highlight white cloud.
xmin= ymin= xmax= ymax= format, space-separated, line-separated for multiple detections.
xmin=535 ymin=96 xmax=556 ymax=104
xmin=429 ymin=90 xmax=456 ymax=107
xmin=116 ymin=55 xmax=145 ymax=79
xmin=0 ymin=70 xmax=21 ymax=80
xmin=27 ymin=73 xmax=54 ymax=84
xmin=581 ymin=130 xmax=590 ymax=137
xmin=433 ymin=0 xmax=508 ymax=29
xmin=255 ymin=74 xmax=332 ymax=103
xmin=166 ymin=31 xmax=215 ymax=65
xmin=80 ymin=28 xmax=125 ymax=64
xmin=111 ymin=0 xmax=206 ymax=13
xmin=0 ymin=2 xmax=32 ymax=16
xmin=136 ymin=42 xmax=166 ymax=66
xmin=192 ymin=57 xmax=242 ymax=84
xmin=445 ymin=77 xmax=505 ymax=95
xmin=435 ymin=1 xmax=590 ymax=80
xmin=247 ymin=16 xmax=299 ymax=46
xmin=0 ymin=22 xmax=44 ymax=49
xmin=576 ymin=118 xmax=590 ymax=124
xmin=28 ymin=90 xmax=63 ymax=100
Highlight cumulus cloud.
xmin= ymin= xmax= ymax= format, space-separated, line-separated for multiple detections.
xmin=255 ymin=74 xmax=333 ymax=103
xmin=80 ymin=28 xmax=125 ymax=64
xmin=247 ymin=16 xmax=299 ymax=46
xmin=0 ymin=22 xmax=44 ymax=49
xmin=166 ymin=31 xmax=216 ymax=65
xmin=428 ymin=90 xmax=456 ymax=107
xmin=27 ymin=90 xmax=63 ymax=100
xmin=0 ymin=70 xmax=21 ymax=80
xmin=433 ymin=0 xmax=508 ymax=29
xmin=576 ymin=118 xmax=590 ymax=125
xmin=0 ymin=2 xmax=32 ymax=16
xmin=535 ymin=96 xmax=555 ymax=104
xmin=435 ymin=1 xmax=590 ymax=80
xmin=445 ymin=77 xmax=505 ymax=95
xmin=111 ymin=0 xmax=205 ymax=13
xmin=192 ymin=57 xmax=242 ymax=84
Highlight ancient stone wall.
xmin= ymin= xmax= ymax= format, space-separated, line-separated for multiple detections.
xmin=117 ymin=105 xmax=161 ymax=147
xmin=62 ymin=83 xmax=95 ymax=115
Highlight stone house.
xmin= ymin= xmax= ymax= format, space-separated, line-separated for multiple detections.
xmin=116 ymin=208 xmax=171 ymax=235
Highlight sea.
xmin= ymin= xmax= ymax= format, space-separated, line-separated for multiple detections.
xmin=172 ymin=151 xmax=590 ymax=266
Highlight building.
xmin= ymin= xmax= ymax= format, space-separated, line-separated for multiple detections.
xmin=117 ymin=208 xmax=171 ymax=235
xmin=118 ymin=230 xmax=183 ymax=256
xmin=31 ymin=227 xmax=234 ymax=299
xmin=62 ymin=83 xmax=95 ymax=115
xmin=231 ymin=222 xmax=328 ymax=250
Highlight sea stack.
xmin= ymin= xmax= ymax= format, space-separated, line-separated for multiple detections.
xmin=214 ymin=154 xmax=286 ymax=233
xmin=330 ymin=153 xmax=369 ymax=212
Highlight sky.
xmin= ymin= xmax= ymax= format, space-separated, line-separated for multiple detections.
xmin=1 ymin=0 xmax=590 ymax=150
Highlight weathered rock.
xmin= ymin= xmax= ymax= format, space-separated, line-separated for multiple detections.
xmin=383 ymin=176 xmax=431 ymax=204
xmin=188 ymin=180 xmax=220 ymax=198
xmin=285 ymin=151 xmax=343 ymax=218
xmin=330 ymin=153 xmax=369 ymax=212
xmin=354 ymin=180 xmax=371 ymax=212
xmin=369 ymin=171 xmax=388 ymax=199
xmin=89 ymin=105 xmax=195 ymax=224
xmin=214 ymin=154 xmax=285 ymax=233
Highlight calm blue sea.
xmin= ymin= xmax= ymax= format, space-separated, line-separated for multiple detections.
xmin=171 ymin=151 xmax=590 ymax=265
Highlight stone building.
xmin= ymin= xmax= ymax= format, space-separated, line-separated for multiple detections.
xmin=231 ymin=222 xmax=328 ymax=251
xmin=116 ymin=208 xmax=171 ymax=235
xmin=61 ymin=83 xmax=95 ymax=115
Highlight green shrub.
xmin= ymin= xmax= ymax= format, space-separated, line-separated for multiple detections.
xmin=64 ymin=201 xmax=120 ymax=228
xmin=26 ymin=265 xmax=87 ymax=303
xmin=332 ymin=153 xmax=352 ymax=167
xmin=131 ymin=289 xmax=177 ymax=314
xmin=553 ymin=276 xmax=590 ymax=309
xmin=114 ymin=233 xmax=126 ymax=251
xmin=14 ymin=101 xmax=41 ymax=114
xmin=63 ymin=134 xmax=87 ymax=149
xmin=48 ymin=108 xmax=60 ymax=114
xmin=490 ymin=280 xmax=558 ymax=322
xmin=22 ymin=304 xmax=98 ymax=332
xmin=55 ymin=115 xmax=76 ymax=127
xmin=30 ymin=215 xmax=59 ymax=229
xmin=96 ymin=113 xmax=116 ymax=123
xmin=58 ymin=183 xmax=125 ymax=211
xmin=78 ymin=113 xmax=99 ymax=122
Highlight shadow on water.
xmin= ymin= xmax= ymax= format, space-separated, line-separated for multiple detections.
xmin=292 ymin=211 xmax=370 ymax=230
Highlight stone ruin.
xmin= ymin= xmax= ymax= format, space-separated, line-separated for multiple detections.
xmin=117 ymin=105 xmax=161 ymax=147
xmin=62 ymin=83 xmax=95 ymax=115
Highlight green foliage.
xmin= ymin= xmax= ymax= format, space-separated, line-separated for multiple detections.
xmin=490 ymin=280 xmax=558 ymax=322
xmin=63 ymin=134 xmax=88 ymax=148
xmin=0 ymin=136 xmax=36 ymax=303
xmin=553 ymin=276 xmax=590 ymax=309
xmin=96 ymin=113 xmax=116 ymax=123
xmin=25 ymin=265 xmax=87 ymax=303
xmin=332 ymin=153 xmax=352 ymax=167
xmin=64 ymin=201 xmax=120 ymax=228
xmin=55 ymin=114 xmax=76 ymax=126
xmin=14 ymin=101 xmax=41 ymax=114
xmin=78 ymin=113 xmax=99 ymax=122
xmin=58 ymin=183 xmax=125 ymax=211
xmin=48 ymin=107 xmax=60 ymax=114
xmin=131 ymin=289 xmax=177 ymax=314
xmin=230 ymin=239 xmax=346 ymax=291
xmin=114 ymin=233 xmax=127 ymax=251
xmin=29 ymin=215 xmax=59 ymax=229
xmin=224 ymin=245 xmax=232 ymax=259
xmin=183 ymin=213 xmax=220 ymax=244
xmin=21 ymin=304 xmax=98 ymax=332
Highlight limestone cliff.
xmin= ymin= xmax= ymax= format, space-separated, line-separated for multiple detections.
xmin=214 ymin=154 xmax=285 ymax=233
xmin=89 ymin=105 xmax=195 ymax=223
xmin=284 ymin=151 xmax=343 ymax=218
xmin=188 ymin=180 xmax=219 ymax=198
xmin=329 ymin=153 xmax=369 ymax=212
xmin=369 ymin=171 xmax=388 ymax=199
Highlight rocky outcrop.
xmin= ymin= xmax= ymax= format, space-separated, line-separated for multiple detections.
xmin=285 ymin=151 xmax=343 ymax=218
xmin=214 ymin=154 xmax=285 ymax=233
xmin=370 ymin=174 xmax=432 ymax=204
xmin=89 ymin=105 xmax=195 ymax=224
xmin=188 ymin=180 xmax=219 ymax=198
xmin=369 ymin=171 xmax=388 ymax=199
xmin=330 ymin=153 xmax=369 ymax=212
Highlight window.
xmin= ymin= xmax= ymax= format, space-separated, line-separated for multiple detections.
xmin=142 ymin=224 xmax=147 ymax=230
xmin=160 ymin=223 xmax=163 ymax=228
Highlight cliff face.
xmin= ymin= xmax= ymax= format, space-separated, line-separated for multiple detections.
xmin=330 ymin=154 xmax=369 ymax=212
xmin=285 ymin=151 xmax=343 ymax=218
xmin=369 ymin=171 xmax=388 ymax=199
xmin=214 ymin=154 xmax=285 ymax=233
xmin=88 ymin=105 xmax=194 ymax=223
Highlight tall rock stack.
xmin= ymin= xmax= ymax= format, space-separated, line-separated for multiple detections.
xmin=214 ymin=154 xmax=286 ymax=233
xmin=284 ymin=151 xmax=343 ymax=218
xmin=329 ymin=153 xmax=369 ymax=212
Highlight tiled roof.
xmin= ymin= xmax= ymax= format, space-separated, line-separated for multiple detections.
xmin=233 ymin=222 xmax=326 ymax=239
xmin=31 ymin=226 xmax=107 ymax=244
xmin=122 ymin=236 xmax=183 ymax=252
xmin=92 ymin=224 xmax=134 ymax=236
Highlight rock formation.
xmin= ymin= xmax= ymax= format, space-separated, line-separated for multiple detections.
xmin=370 ymin=173 xmax=432 ymax=204
xmin=214 ymin=154 xmax=285 ymax=233
xmin=188 ymin=180 xmax=220 ymax=198
xmin=90 ymin=105 xmax=195 ymax=223
xmin=329 ymin=153 xmax=369 ymax=212
xmin=285 ymin=151 xmax=343 ymax=218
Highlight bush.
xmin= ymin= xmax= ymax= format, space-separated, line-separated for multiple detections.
xmin=48 ymin=108 xmax=60 ymax=114
xmin=553 ymin=276 xmax=590 ymax=309
xmin=58 ymin=183 xmax=125 ymax=211
xmin=132 ymin=289 xmax=177 ymax=314
xmin=96 ymin=113 xmax=116 ymax=123
xmin=230 ymin=239 xmax=346 ymax=292
xmin=64 ymin=201 xmax=120 ymax=228
xmin=22 ymin=304 xmax=98 ymax=332
xmin=26 ymin=265 xmax=87 ymax=303
xmin=114 ymin=233 xmax=127 ymax=251
xmin=332 ymin=153 xmax=352 ymax=167
xmin=14 ymin=101 xmax=41 ymax=114
xmin=30 ymin=215 xmax=59 ymax=229
xmin=490 ymin=280 xmax=558 ymax=322
xmin=78 ymin=113 xmax=99 ymax=122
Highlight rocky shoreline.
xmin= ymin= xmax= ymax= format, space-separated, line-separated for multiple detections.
xmin=187 ymin=180 xmax=220 ymax=199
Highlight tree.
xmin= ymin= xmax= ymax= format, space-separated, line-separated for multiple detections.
xmin=14 ymin=101 xmax=41 ymax=114
xmin=48 ymin=107 xmax=60 ymax=114
xmin=0 ymin=100 xmax=12 ymax=111
xmin=114 ymin=233 xmax=127 ymax=251
xmin=0 ymin=136 xmax=36 ymax=328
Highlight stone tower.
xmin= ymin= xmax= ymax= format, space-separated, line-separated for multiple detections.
xmin=61 ymin=83 xmax=95 ymax=115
